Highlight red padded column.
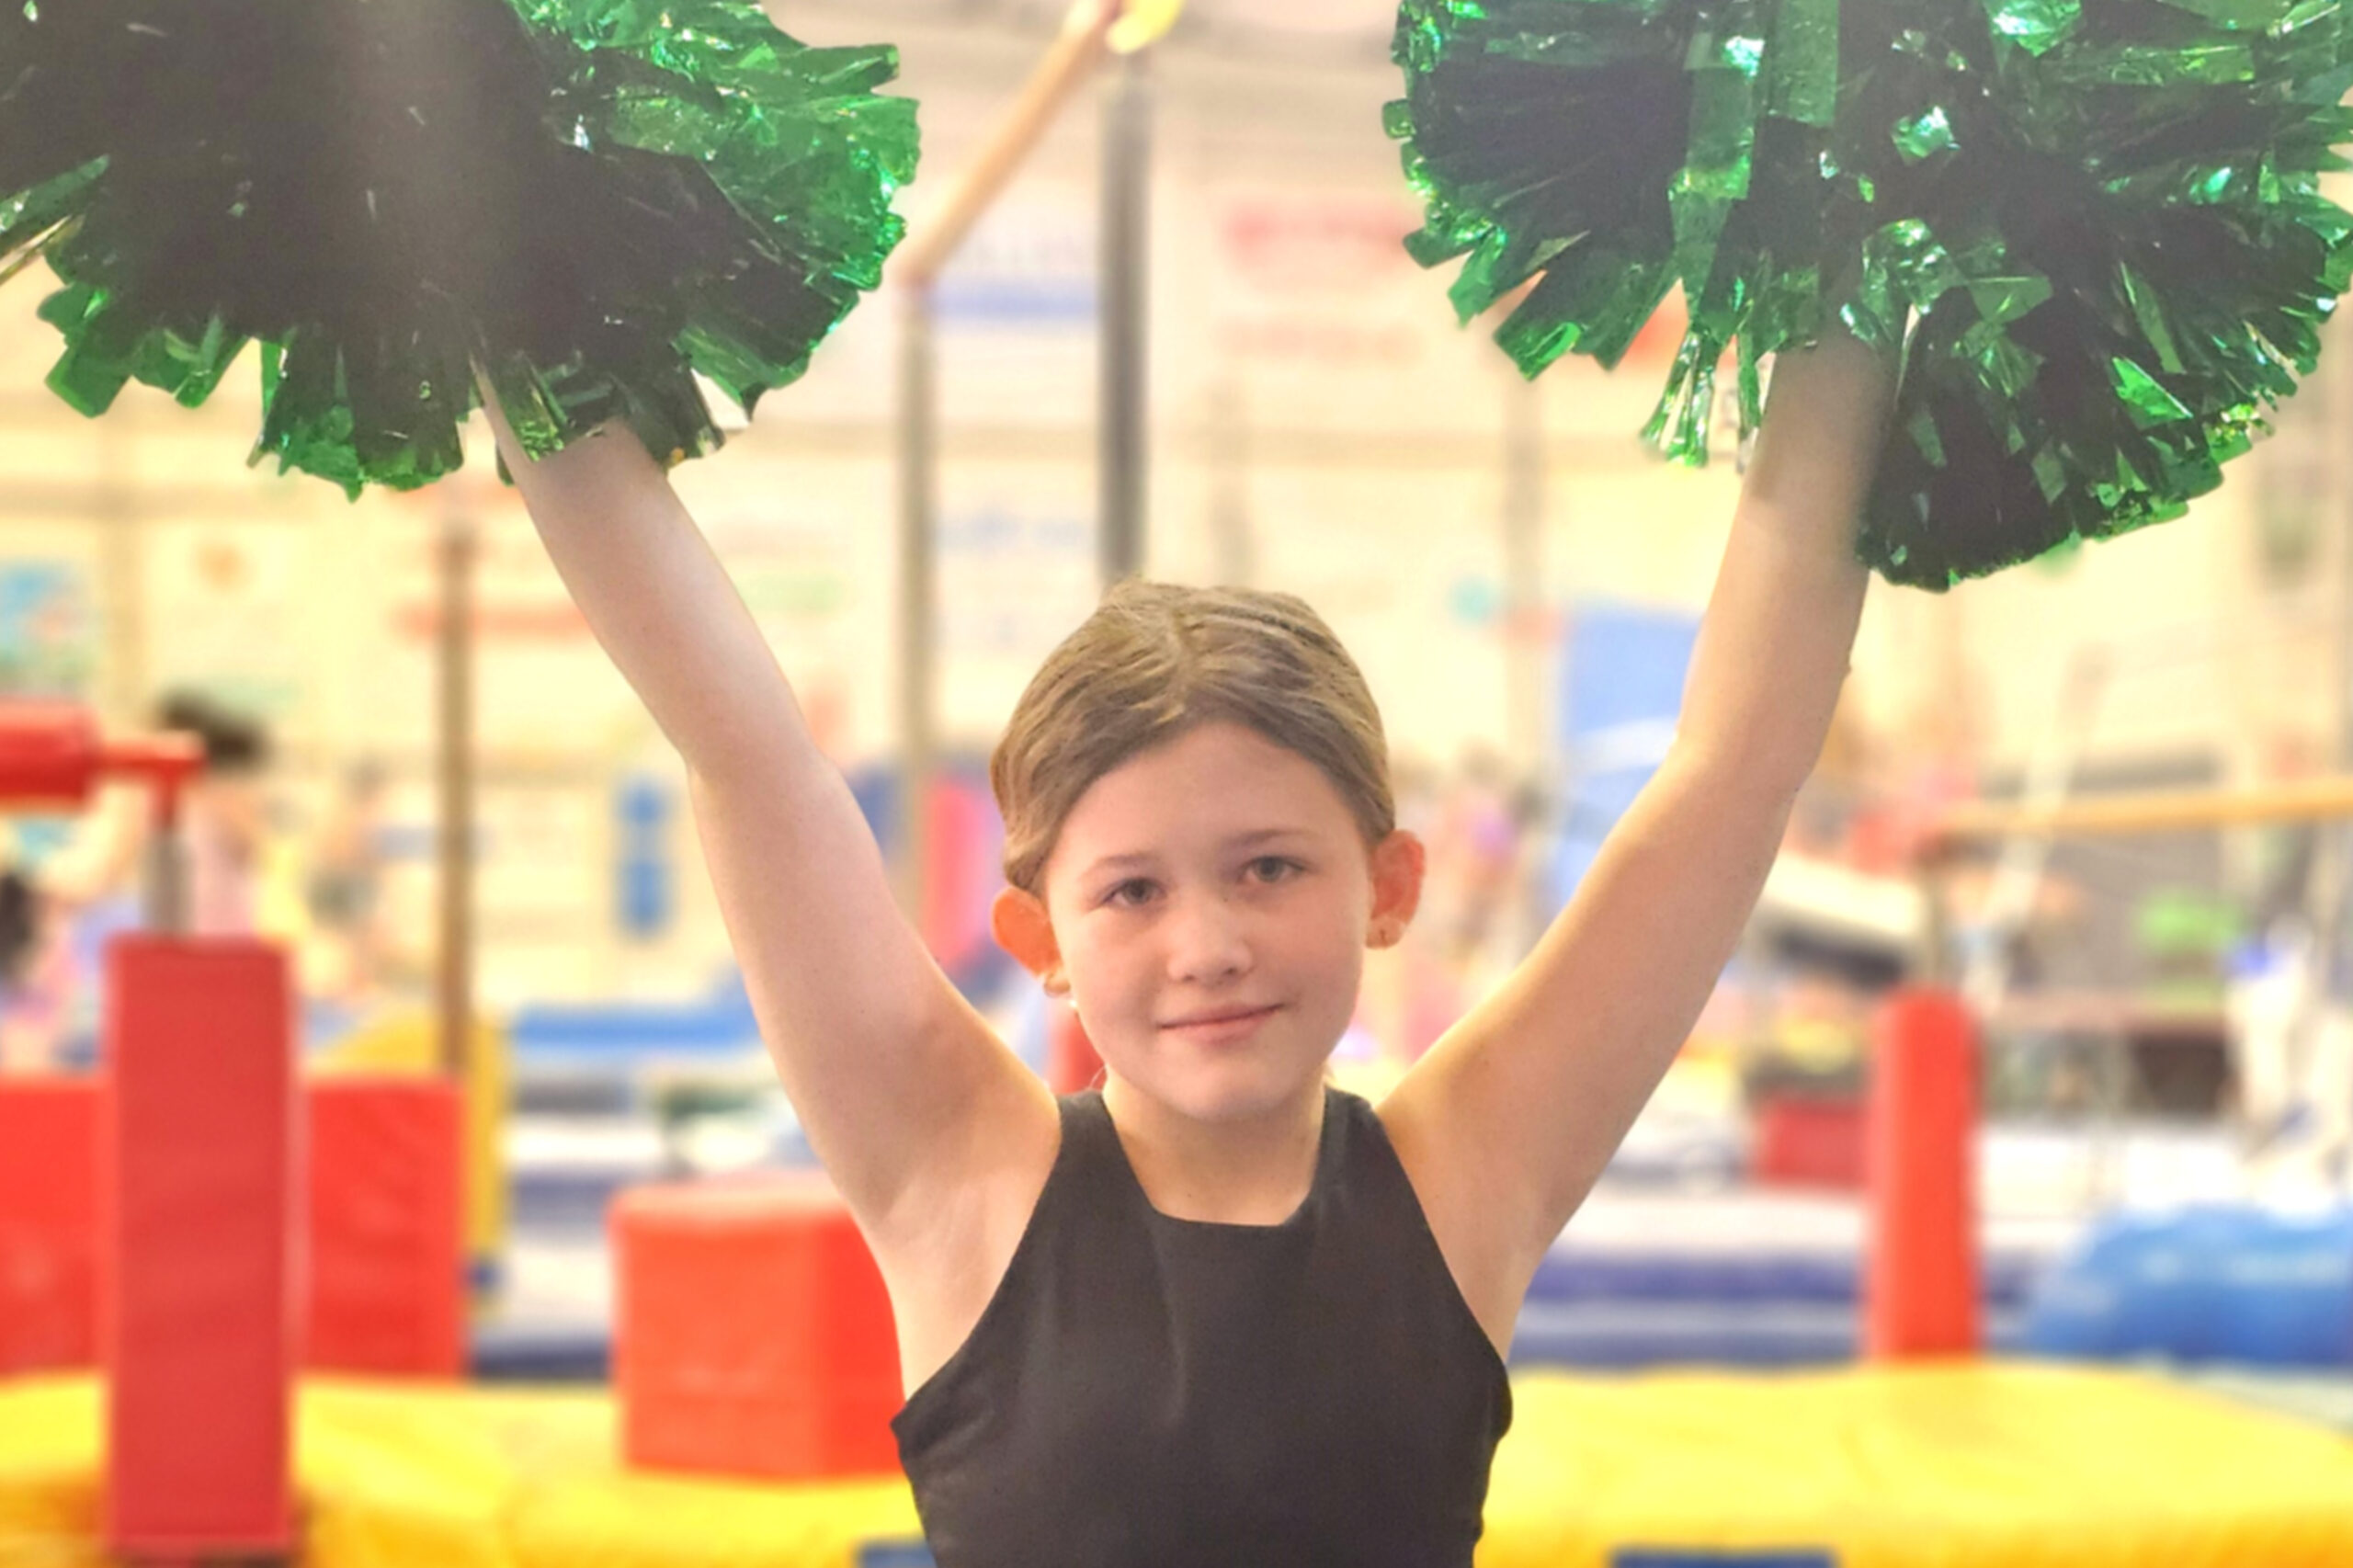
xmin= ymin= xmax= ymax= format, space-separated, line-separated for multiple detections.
xmin=102 ymin=937 xmax=297 ymax=1557
xmin=1864 ymin=987 xmax=1981 ymax=1359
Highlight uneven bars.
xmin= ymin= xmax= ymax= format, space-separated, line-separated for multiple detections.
xmin=895 ymin=0 xmax=1126 ymax=290
xmin=1931 ymin=775 xmax=2353 ymax=847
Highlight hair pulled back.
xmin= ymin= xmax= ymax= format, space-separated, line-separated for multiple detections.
xmin=991 ymin=580 xmax=1394 ymax=898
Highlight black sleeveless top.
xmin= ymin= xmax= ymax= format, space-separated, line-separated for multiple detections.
xmin=892 ymin=1085 xmax=1513 ymax=1567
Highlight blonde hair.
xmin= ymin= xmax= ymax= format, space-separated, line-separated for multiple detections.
xmin=992 ymin=580 xmax=1394 ymax=898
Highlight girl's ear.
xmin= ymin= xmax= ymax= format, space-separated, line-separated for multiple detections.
xmin=1367 ymin=829 xmax=1425 ymax=949
xmin=992 ymin=885 xmax=1065 ymax=986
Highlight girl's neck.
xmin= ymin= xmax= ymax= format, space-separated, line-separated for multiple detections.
xmin=1099 ymin=1073 xmax=1327 ymax=1226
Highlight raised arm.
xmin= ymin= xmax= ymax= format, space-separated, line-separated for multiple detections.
xmin=479 ymin=408 xmax=1051 ymax=1241
xmin=1381 ymin=327 xmax=1898 ymax=1347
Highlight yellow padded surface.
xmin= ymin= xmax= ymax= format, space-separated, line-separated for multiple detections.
xmin=3 ymin=1365 xmax=2349 ymax=1568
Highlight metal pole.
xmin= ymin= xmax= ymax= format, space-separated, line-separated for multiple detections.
xmin=435 ymin=498 xmax=478 ymax=1081
xmin=1502 ymin=371 xmax=1546 ymax=778
xmin=2322 ymin=320 xmax=2353 ymax=1011
xmin=894 ymin=289 xmax=939 ymax=922
xmin=1960 ymin=648 xmax=2109 ymax=1017
xmin=1501 ymin=369 xmax=1549 ymax=959
xmin=141 ymin=822 xmax=188 ymax=936
xmin=888 ymin=1 xmax=1123 ymax=922
xmin=1098 ymin=46 xmax=1154 ymax=585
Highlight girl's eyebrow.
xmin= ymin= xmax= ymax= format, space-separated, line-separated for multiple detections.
xmin=1080 ymin=827 xmax=1314 ymax=881
xmin=1223 ymin=827 xmax=1315 ymax=852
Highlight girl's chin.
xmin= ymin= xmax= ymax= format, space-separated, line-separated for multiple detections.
xmin=1114 ymin=1055 xmax=1328 ymax=1124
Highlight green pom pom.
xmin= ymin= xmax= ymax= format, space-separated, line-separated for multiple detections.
xmin=0 ymin=0 xmax=918 ymax=495
xmin=1390 ymin=0 xmax=2353 ymax=589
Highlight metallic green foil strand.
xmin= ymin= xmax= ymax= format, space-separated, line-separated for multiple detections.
xmin=1965 ymin=271 xmax=2052 ymax=326
xmin=2158 ymin=0 xmax=2306 ymax=29
xmin=1498 ymin=243 xmax=1676 ymax=372
xmin=1982 ymin=0 xmax=2080 ymax=54
xmin=38 ymin=281 xmax=131 ymax=415
xmin=2109 ymin=356 xmax=2198 ymax=426
xmin=1768 ymin=0 xmax=1843 ymax=123
xmin=1893 ymin=105 xmax=1960 ymax=160
xmin=2044 ymin=40 xmax=2256 ymax=88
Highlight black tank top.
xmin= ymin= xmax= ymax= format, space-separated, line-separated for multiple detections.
xmin=892 ymin=1085 xmax=1513 ymax=1567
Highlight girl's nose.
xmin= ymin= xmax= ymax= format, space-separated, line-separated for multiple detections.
xmin=1165 ymin=894 xmax=1252 ymax=984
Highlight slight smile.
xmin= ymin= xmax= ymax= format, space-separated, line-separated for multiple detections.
xmin=1160 ymin=1005 xmax=1281 ymax=1042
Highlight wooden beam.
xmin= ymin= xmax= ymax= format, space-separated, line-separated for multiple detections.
xmin=1933 ymin=776 xmax=2353 ymax=846
xmin=894 ymin=0 xmax=1123 ymax=289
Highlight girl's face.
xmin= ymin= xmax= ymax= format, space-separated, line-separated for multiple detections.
xmin=995 ymin=722 xmax=1421 ymax=1128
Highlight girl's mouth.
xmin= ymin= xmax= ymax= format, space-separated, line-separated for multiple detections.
xmin=1161 ymin=1005 xmax=1280 ymax=1045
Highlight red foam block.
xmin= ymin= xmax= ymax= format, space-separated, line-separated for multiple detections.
xmin=306 ymin=1077 xmax=466 ymax=1379
xmin=0 ymin=1075 xmax=101 ymax=1373
xmin=1750 ymin=1094 xmax=1867 ymax=1190
xmin=613 ymin=1174 xmax=902 ymax=1480
xmin=103 ymin=937 xmax=297 ymax=1558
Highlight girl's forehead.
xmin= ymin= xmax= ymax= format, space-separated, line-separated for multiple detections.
xmin=1074 ymin=725 xmax=1334 ymax=812
xmin=1052 ymin=726 xmax=1356 ymax=861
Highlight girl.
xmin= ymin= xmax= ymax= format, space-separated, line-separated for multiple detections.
xmin=483 ymin=322 xmax=1893 ymax=1564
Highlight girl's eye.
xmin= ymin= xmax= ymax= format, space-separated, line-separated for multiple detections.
xmin=1104 ymin=879 xmax=1157 ymax=908
xmin=1248 ymin=857 xmax=1302 ymax=883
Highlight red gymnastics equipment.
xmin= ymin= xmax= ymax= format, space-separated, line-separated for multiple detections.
xmin=1863 ymin=987 xmax=1982 ymax=1359
xmin=105 ymin=937 xmax=298 ymax=1558
xmin=0 ymin=703 xmax=201 ymax=832
xmin=306 ymin=1077 xmax=468 ymax=1379
xmin=0 ymin=702 xmax=297 ymax=1560
xmin=0 ymin=1076 xmax=102 ymax=1371
xmin=612 ymin=1174 xmax=903 ymax=1481
xmin=0 ymin=1074 xmax=468 ymax=1382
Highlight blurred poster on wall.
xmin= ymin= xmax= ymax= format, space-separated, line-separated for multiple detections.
xmin=356 ymin=463 xmax=883 ymax=765
xmin=0 ymin=551 xmax=98 ymax=700
xmin=934 ymin=189 xmax=1098 ymax=431
xmin=1197 ymin=184 xmax=1495 ymax=436
xmin=358 ymin=487 xmax=623 ymax=756
xmin=938 ymin=464 xmax=1100 ymax=746
xmin=142 ymin=518 xmax=308 ymax=722
xmin=681 ymin=455 xmax=892 ymax=767
xmin=469 ymin=779 xmax=610 ymax=1005
xmin=1245 ymin=466 xmax=1511 ymax=767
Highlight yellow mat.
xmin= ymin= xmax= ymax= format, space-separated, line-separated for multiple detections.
xmin=4 ymin=1365 xmax=2350 ymax=1568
